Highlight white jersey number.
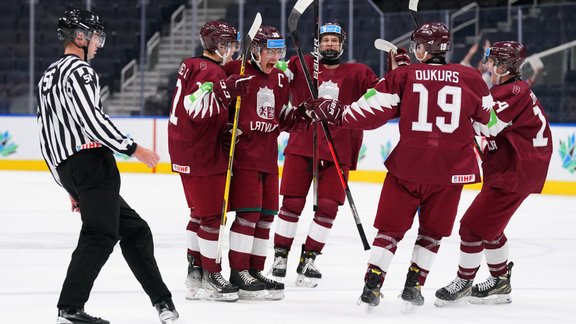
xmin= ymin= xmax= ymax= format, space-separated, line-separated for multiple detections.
xmin=169 ymin=78 xmax=182 ymax=126
xmin=532 ymin=105 xmax=549 ymax=147
xmin=411 ymin=83 xmax=462 ymax=133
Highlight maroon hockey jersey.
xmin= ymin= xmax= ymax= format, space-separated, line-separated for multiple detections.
xmin=283 ymin=55 xmax=378 ymax=169
xmin=223 ymin=60 xmax=296 ymax=174
xmin=341 ymin=63 xmax=493 ymax=185
xmin=167 ymin=56 xmax=229 ymax=176
xmin=475 ymin=80 xmax=552 ymax=193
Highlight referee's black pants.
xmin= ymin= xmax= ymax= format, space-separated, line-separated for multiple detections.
xmin=56 ymin=148 xmax=171 ymax=310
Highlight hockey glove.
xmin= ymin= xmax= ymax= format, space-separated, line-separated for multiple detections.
xmin=221 ymin=123 xmax=243 ymax=154
xmin=305 ymin=98 xmax=345 ymax=125
xmin=213 ymin=74 xmax=255 ymax=106
xmin=292 ymin=102 xmax=313 ymax=130
xmin=386 ymin=47 xmax=411 ymax=72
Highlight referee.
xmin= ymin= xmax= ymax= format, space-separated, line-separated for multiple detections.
xmin=37 ymin=9 xmax=178 ymax=324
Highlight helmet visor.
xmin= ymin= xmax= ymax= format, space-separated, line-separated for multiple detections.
xmin=263 ymin=39 xmax=286 ymax=59
xmin=85 ymin=30 xmax=106 ymax=48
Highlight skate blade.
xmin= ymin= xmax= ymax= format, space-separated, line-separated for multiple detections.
xmin=295 ymin=274 xmax=320 ymax=288
xmin=400 ymin=300 xmax=424 ymax=314
xmin=238 ymin=289 xmax=268 ymax=300
xmin=469 ymin=294 xmax=511 ymax=305
xmin=200 ymin=290 xmax=239 ymax=302
xmin=434 ymin=297 xmax=469 ymax=308
xmin=358 ymin=300 xmax=378 ymax=313
xmin=158 ymin=310 xmax=178 ymax=324
xmin=265 ymin=289 xmax=285 ymax=301
xmin=185 ymin=287 xmax=203 ymax=300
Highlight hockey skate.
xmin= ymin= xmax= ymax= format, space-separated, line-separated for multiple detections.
xmin=295 ymin=245 xmax=322 ymax=288
xmin=399 ymin=266 xmax=425 ymax=313
xmin=57 ymin=309 xmax=109 ymax=324
xmin=201 ymin=271 xmax=239 ymax=302
xmin=358 ymin=268 xmax=384 ymax=309
xmin=154 ymin=298 xmax=179 ymax=324
xmin=230 ymin=270 xmax=267 ymax=300
xmin=469 ymin=262 xmax=514 ymax=305
xmin=184 ymin=255 xmax=204 ymax=300
xmin=250 ymin=269 xmax=285 ymax=300
xmin=434 ymin=277 xmax=472 ymax=307
xmin=269 ymin=247 xmax=289 ymax=279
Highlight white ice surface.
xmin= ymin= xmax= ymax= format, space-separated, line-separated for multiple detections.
xmin=0 ymin=170 xmax=574 ymax=323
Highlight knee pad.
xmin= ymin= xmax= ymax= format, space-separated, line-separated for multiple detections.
xmin=458 ymin=223 xmax=483 ymax=242
xmin=315 ymin=198 xmax=338 ymax=219
xmin=313 ymin=198 xmax=338 ymax=226
xmin=199 ymin=215 xmax=220 ymax=232
xmin=281 ymin=196 xmax=306 ymax=216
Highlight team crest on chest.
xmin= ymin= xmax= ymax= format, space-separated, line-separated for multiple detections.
xmin=256 ymin=86 xmax=275 ymax=120
xmin=318 ymin=80 xmax=340 ymax=99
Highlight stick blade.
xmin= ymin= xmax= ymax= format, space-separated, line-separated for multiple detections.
xmin=374 ymin=39 xmax=398 ymax=53
xmin=246 ymin=12 xmax=262 ymax=41
xmin=240 ymin=12 xmax=262 ymax=64
xmin=526 ymin=55 xmax=544 ymax=70
xmin=409 ymin=0 xmax=419 ymax=11
xmin=288 ymin=0 xmax=314 ymax=33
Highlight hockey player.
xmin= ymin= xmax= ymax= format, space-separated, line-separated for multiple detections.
xmin=223 ymin=26 xmax=311 ymax=300
xmin=168 ymin=21 xmax=254 ymax=302
xmin=271 ymin=22 xmax=379 ymax=288
xmin=306 ymin=22 xmax=494 ymax=310
xmin=435 ymin=41 xmax=552 ymax=307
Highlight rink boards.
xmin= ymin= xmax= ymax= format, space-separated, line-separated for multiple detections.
xmin=1 ymin=115 xmax=575 ymax=195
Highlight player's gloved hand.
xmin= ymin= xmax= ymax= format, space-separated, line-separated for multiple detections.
xmin=387 ymin=47 xmax=411 ymax=72
xmin=213 ymin=74 xmax=255 ymax=105
xmin=305 ymin=98 xmax=345 ymax=125
xmin=292 ymin=102 xmax=313 ymax=130
xmin=221 ymin=123 xmax=243 ymax=153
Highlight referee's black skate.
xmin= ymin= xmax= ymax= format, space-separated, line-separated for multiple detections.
xmin=57 ymin=309 xmax=109 ymax=324
xmin=400 ymin=266 xmax=425 ymax=312
xmin=153 ymin=298 xmax=179 ymax=324
xmin=469 ymin=262 xmax=514 ymax=304
xmin=295 ymin=245 xmax=322 ymax=288
xmin=230 ymin=270 xmax=267 ymax=300
xmin=358 ymin=268 xmax=384 ymax=308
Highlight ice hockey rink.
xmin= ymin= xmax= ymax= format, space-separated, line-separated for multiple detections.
xmin=1 ymin=170 xmax=573 ymax=324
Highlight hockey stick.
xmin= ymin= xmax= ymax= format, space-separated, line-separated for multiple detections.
xmin=408 ymin=0 xmax=420 ymax=28
xmin=288 ymin=0 xmax=370 ymax=251
xmin=216 ymin=12 xmax=262 ymax=264
xmin=374 ymin=39 xmax=398 ymax=54
xmin=312 ymin=0 xmax=319 ymax=211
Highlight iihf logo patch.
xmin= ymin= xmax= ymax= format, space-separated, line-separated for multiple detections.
xmin=512 ymin=85 xmax=520 ymax=95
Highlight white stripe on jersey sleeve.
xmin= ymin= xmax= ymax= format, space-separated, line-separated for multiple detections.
xmin=344 ymin=88 xmax=400 ymax=123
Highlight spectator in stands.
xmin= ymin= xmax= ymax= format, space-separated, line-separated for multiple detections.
xmin=461 ymin=39 xmax=492 ymax=87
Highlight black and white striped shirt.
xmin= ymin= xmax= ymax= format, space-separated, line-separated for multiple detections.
xmin=37 ymin=54 xmax=136 ymax=186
